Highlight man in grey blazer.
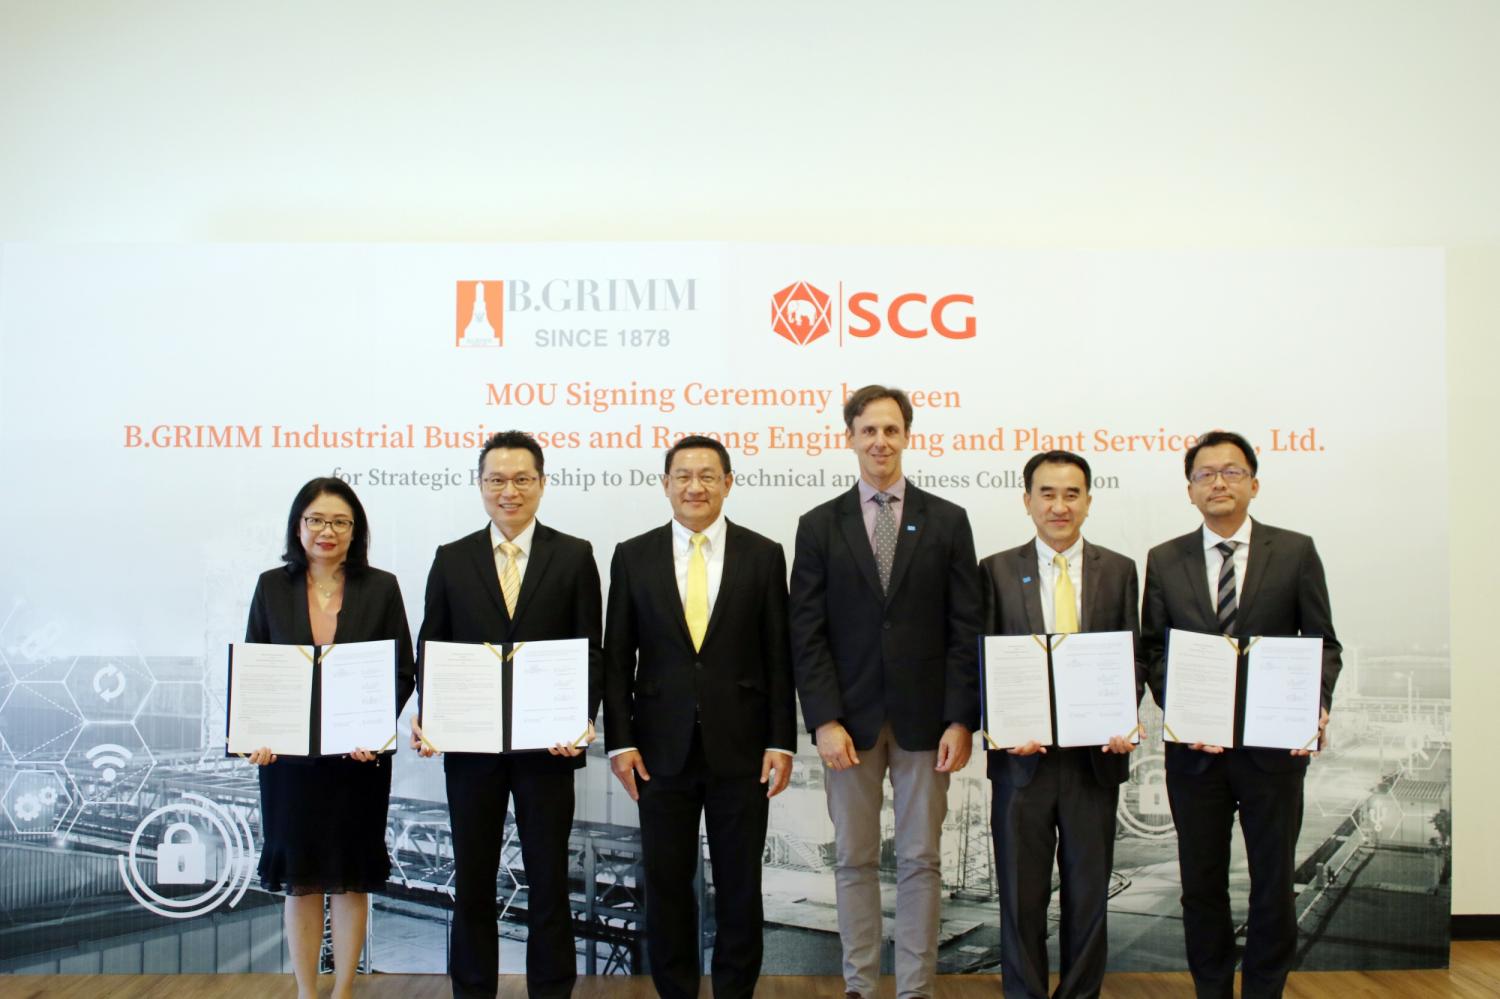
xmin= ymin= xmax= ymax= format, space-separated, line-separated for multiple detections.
xmin=1141 ymin=430 xmax=1340 ymax=999
xmin=979 ymin=450 xmax=1142 ymax=999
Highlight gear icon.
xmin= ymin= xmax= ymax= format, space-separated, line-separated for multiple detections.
xmin=13 ymin=794 xmax=41 ymax=822
xmin=36 ymin=786 xmax=58 ymax=806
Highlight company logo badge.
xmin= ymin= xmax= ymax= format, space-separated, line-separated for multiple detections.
xmin=770 ymin=280 xmax=977 ymax=345
xmin=456 ymin=281 xmax=504 ymax=348
xmin=771 ymin=281 xmax=833 ymax=346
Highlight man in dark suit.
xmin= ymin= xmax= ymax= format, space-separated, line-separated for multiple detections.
xmin=603 ymin=434 xmax=796 ymax=999
xmin=412 ymin=430 xmax=603 ymax=999
xmin=789 ymin=385 xmax=980 ymax=999
xmin=979 ymin=450 xmax=1142 ymax=999
xmin=1142 ymin=430 xmax=1340 ymax=999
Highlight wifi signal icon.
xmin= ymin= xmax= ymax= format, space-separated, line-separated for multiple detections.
xmin=86 ymin=743 xmax=134 ymax=783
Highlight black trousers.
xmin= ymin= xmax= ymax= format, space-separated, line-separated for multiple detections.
xmin=446 ymin=761 xmax=577 ymax=999
xmin=991 ymin=748 xmax=1119 ymax=999
xmin=636 ymin=730 xmax=769 ymax=999
xmin=1166 ymin=752 xmax=1306 ymax=999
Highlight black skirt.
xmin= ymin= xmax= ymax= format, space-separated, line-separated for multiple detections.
xmin=257 ymin=755 xmax=393 ymax=895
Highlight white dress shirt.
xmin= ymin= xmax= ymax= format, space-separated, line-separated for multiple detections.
xmin=1202 ymin=519 xmax=1252 ymax=610
xmin=1035 ymin=536 xmax=1084 ymax=634
xmin=611 ymin=515 xmax=791 ymax=759
xmin=671 ymin=515 xmax=727 ymax=611
xmin=490 ymin=518 xmax=537 ymax=589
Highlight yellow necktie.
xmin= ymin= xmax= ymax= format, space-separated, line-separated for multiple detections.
xmin=1053 ymin=553 xmax=1079 ymax=634
xmin=685 ymin=533 xmax=709 ymax=650
xmin=498 ymin=542 xmax=521 ymax=617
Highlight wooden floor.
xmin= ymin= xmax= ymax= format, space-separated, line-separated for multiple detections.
xmin=4 ymin=941 xmax=1499 ymax=998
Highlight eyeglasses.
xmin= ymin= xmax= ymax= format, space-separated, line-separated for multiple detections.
xmin=482 ymin=474 xmax=540 ymax=492
xmin=668 ymin=471 xmax=726 ymax=487
xmin=1190 ymin=466 xmax=1251 ymax=485
xmin=303 ymin=515 xmax=355 ymax=534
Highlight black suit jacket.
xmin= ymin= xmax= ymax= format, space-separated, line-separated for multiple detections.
xmin=1141 ymin=519 xmax=1342 ymax=776
xmin=790 ymin=483 xmax=981 ymax=751
xmin=979 ymin=539 xmax=1143 ymax=787
xmin=417 ymin=522 xmax=604 ymax=777
xmin=245 ymin=564 xmax=416 ymax=759
xmin=603 ymin=520 xmax=796 ymax=778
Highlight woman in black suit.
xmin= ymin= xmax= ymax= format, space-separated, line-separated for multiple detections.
xmin=245 ymin=477 xmax=415 ymax=999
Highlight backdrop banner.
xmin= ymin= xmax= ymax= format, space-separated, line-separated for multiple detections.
xmin=0 ymin=243 xmax=1449 ymax=975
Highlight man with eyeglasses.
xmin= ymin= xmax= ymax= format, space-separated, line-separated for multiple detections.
xmin=1142 ymin=430 xmax=1341 ymax=999
xmin=603 ymin=434 xmax=795 ymax=999
xmin=413 ymin=430 xmax=603 ymax=999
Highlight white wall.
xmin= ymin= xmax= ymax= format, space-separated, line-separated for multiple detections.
xmin=3 ymin=0 xmax=1496 ymax=911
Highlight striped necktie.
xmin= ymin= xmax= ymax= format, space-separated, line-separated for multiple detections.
xmin=498 ymin=542 xmax=521 ymax=617
xmin=1215 ymin=540 xmax=1239 ymax=635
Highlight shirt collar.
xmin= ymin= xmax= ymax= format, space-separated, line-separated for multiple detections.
xmin=490 ymin=518 xmax=538 ymax=555
xmin=1202 ymin=518 xmax=1252 ymax=551
xmin=672 ymin=514 xmax=726 ymax=552
xmin=857 ymin=476 xmax=907 ymax=505
xmin=1035 ymin=535 xmax=1084 ymax=567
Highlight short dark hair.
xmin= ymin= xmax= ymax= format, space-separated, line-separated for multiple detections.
xmin=842 ymin=384 xmax=913 ymax=432
xmin=664 ymin=435 xmax=731 ymax=476
xmin=1023 ymin=451 xmax=1093 ymax=493
xmin=282 ymin=477 xmax=370 ymax=576
xmin=1184 ymin=430 xmax=1258 ymax=480
xmin=478 ymin=430 xmax=545 ymax=476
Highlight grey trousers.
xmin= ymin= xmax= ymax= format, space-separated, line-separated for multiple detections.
xmin=823 ymin=723 xmax=950 ymax=998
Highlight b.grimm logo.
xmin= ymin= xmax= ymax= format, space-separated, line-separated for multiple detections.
xmin=457 ymin=277 xmax=699 ymax=348
xmin=771 ymin=282 xmax=833 ymax=345
xmin=457 ymin=281 xmax=504 ymax=348
xmin=771 ymin=280 xmax=976 ymax=345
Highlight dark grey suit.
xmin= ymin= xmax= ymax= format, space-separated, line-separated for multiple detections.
xmin=1141 ymin=519 xmax=1341 ymax=999
xmin=980 ymin=540 xmax=1141 ymax=999
xmin=603 ymin=519 xmax=795 ymax=999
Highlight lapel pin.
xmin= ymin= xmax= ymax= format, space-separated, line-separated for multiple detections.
xmin=1021 ymin=576 xmax=1032 ymax=584
xmin=905 ymin=524 xmax=916 ymax=532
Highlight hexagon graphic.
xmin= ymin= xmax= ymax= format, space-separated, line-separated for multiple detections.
xmin=771 ymin=281 xmax=833 ymax=346
xmin=137 ymin=681 xmax=208 ymax=756
xmin=0 ymin=682 xmax=85 ymax=763
xmin=66 ymin=654 xmax=156 ymax=724
xmin=66 ymin=722 xmax=154 ymax=804
xmin=3 ymin=769 xmax=74 ymax=835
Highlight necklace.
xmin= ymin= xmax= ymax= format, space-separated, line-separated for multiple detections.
xmin=310 ymin=572 xmax=342 ymax=600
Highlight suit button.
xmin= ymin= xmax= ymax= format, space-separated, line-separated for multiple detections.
xmin=883 ymin=621 xmax=891 ymax=630
xmin=695 ymin=661 xmax=703 ymax=670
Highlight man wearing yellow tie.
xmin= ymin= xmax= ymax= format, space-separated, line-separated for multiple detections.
xmin=413 ymin=430 xmax=603 ymax=999
xmin=977 ymin=450 xmax=1144 ymax=999
xmin=603 ymin=435 xmax=796 ymax=999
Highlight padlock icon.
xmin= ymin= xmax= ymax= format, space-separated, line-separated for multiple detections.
xmin=1138 ymin=773 xmax=1170 ymax=816
xmin=156 ymin=822 xmax=207 ymax=885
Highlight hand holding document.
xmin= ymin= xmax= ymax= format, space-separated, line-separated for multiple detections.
xmin=508 ymin=638 xmax=589 ymax=751
xmin=1242 ymin=637 xmax=1323 ymax=751
xmin=1162 ymin=629 xmax=1238 ymax=748
xmin=1050 ymin=631 xmax=1140 ymax=748
xmin=420 ymin=641 xmax=505 ymax=754
xmin=319 ymin=640 xmax=398 ymax=756
xmin=981 ymin=635 xmax=1053 ymax=749
xmin=419 ymin=638 xmax=590 ymax=754
xmin=227 ymin=644 xmax=314 ymax=756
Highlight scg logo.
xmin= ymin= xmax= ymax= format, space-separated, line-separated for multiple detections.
xmin=771 ymin=282 xmax=833 ymax=345
xmin=848 ymin=291 xmax=975 ymax=340
xmin=771 ymin=281 xmax=976 ymax=345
